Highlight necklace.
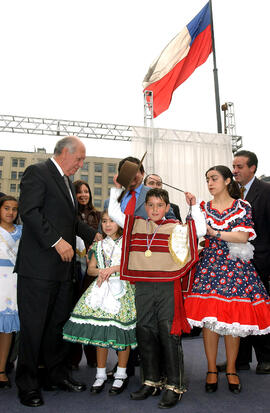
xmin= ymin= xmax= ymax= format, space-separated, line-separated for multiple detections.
xmin=102 ymin=237 xmax=122 ymax=267
xmin=145 ymin=218 xmax=164 ymax=258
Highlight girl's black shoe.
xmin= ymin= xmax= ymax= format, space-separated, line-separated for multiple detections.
xmin=0 ymin=371 xmax=11 ymax=389
xmin=205 ymin=371 xmax=218 ymax=393
xmin=109 ymin=377 xmax=129 ymax=395
xmin=226 ymin=373 xmax=241 ymax=394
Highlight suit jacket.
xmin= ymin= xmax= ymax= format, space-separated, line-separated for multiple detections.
xmin=15 ymin=159 xmax=96 ymax=281
xmin=171 ymin=202 xmax=182 ymax=223
xmin=246 ymin=177 xmax=270 ymax=279
xmin=104 ymin=185 xmax=176 ymax=220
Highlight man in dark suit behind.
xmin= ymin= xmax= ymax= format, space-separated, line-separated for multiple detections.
xmin=232 ymin=150 xmax=270 ymax=374
xmin=15 ymin=136 xmax=97 ymax=407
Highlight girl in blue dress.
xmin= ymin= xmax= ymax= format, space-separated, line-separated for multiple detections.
xmin=185 ymin=166 xmax=270 ymax=394
xmin=0 ymin=196 xmax=22 ymax=389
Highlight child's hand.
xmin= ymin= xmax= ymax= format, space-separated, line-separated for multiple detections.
xmin=113 ymin=174 xmax=122 ymax=189
xmin=94 ymin=232 xmax=103 ymax=242
xmin=96 ymin=267 xmax=113 ymax=287
xmin=185 ymin=192 xmax=196 ymax=206
xmin=206 ymin=224 xmax=216 ymax=237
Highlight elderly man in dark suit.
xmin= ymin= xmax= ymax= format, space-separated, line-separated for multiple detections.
xmin=231 ymin=150 xmax=270 ymax=374
xmin=15 ymin=136 xmax=97 ymax=407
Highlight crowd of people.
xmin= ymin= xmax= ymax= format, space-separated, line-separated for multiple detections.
xmin=0 ymin=136 xmax=270 ymax=410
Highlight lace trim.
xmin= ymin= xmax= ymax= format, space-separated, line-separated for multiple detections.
xmin=205 ymin=200 xmax=255 ymax=238
xmin=68 ymin=316 xmax=136 ymax=331
xmin=187 ymin=317 xmax=270 ymax=338
xmin=231 ymin=227 xmax=256 ymax=240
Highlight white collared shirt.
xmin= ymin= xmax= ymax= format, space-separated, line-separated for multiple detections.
xmin=51 ymin=156 xmax=64 ymax=176
xmin=241 ymin=176 xmax=255 ymax=199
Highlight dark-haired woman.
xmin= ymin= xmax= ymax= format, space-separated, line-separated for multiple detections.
xmin=185 ymin=165 xmax=270 ymax=394
xmin=74 ymin=180 xmax=102 ymax=245
xmin=74 ymin=180 xmax=102 ymax=284
xmin=70 ymin=180 xmax=102 ymax=369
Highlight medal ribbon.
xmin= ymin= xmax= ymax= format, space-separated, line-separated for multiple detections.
xmin=146 ymin=218 xmax=165 ymax=255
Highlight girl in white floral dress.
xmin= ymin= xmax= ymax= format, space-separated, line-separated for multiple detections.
xmin=63 ymin=211 xmax=136 ymax=395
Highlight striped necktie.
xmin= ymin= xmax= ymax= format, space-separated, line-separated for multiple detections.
xmin=239 ymin=185 xmax=246 ymax=199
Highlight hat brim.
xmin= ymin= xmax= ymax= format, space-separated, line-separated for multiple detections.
xmin=117 ymin=152 xmax=147 ymax=189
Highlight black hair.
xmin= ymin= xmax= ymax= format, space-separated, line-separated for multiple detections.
xmin=0 ymin=195 xmax=19 ymax=224
xmin=73 ymin=180 xmax=96 ymax=212
xmin=118 ymin=156 xmax=144 ymax=174
xmin=206 ymin=165 xmax=240 ymax=199
xmin=234 ymin=150 xmax=258 ymax=173
xmin=145 ymin=188 xmax=170 ymax=205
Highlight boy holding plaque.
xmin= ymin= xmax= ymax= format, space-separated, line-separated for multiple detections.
xmin=108 ymin=174 xmax=206 ymax=409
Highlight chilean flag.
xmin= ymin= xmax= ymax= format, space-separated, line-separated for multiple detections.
xmin=143 ymin=2 xmax=212 ymax=118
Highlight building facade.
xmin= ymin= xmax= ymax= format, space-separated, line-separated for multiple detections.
xmin=0 ymin=149 xmax=121 ymax=210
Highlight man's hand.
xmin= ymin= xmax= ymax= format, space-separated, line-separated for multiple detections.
xmin=113 ymin=174 xmax=122 ymax=189
xmin=55 ymin=239 xmax=74 ymax=262
xmin=185 ymin=192 xmax=196 ymax=206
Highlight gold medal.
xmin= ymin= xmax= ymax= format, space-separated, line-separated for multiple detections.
xmin=145 ymin=249 xmax=152 ymax=257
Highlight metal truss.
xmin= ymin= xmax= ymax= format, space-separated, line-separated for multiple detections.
xmin=0 ymin=114 xmax=133 ymax=141
xmin=221 ymin=102 xmax=243 ymax=153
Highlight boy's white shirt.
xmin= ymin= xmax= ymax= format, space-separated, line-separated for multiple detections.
xmin=108 ymin=187 xmax=206 ymax=238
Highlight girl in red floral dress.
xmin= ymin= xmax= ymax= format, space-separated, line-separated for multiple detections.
xmin=185 ymin=165 xmax=270 ymax=394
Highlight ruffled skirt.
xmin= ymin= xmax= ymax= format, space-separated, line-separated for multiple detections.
xmin=63 ymin=278 xmax=137 ymax=350
xmin=185 ymin=292 xmax=270 ymax=337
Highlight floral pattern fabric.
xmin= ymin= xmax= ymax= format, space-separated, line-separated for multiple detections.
xmin=63 ymin=236 xmax=137 ymax=350
xmin=185 ymin=199 xmax=270 ymax=337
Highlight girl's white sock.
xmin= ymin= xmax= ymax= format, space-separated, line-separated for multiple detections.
xmin=114 ymin=366 xmax=127 ymax=380
xmin=96 ymin=367 xmax=107 ymax=380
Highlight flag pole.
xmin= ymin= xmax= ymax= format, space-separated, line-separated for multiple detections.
xmin=209 ymin=0 xmax=222 ymax=133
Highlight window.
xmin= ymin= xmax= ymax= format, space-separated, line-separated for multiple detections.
xmin=94 ymin=199 xmax=102 ymax=209
xmin=10 ymin=183 xmax=16 ymax=192
xmin=94 ymin=187 xmax=102 ymax=196
xmin=18 ymin=171 xmax=24 ymax=179
xmin=0 ymin=171 xmax=2 ymax=179
xmin=108 ymin=163 xmax=116 ymax=173
xmin=11 ymin=171 xmax=17 ymax=180
xmin=81 ymin=162 xmax=89 ymax=171
xmin=94 ymin=163 xmax=103 ymax=173
xmin=0 ymin=158 xmax=3 ymax=166
xmin=19 ymin=159 xmax=25 ymax=168
xmin=81 ymin=174 xmax=88 ymax=182
xmin=94 ymin=175 xmax=102 ymax=184
xmin=12 ymin=159 xmax=18 ymax=167
xmin=108 ymin=176 xmax=114 ymax=185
